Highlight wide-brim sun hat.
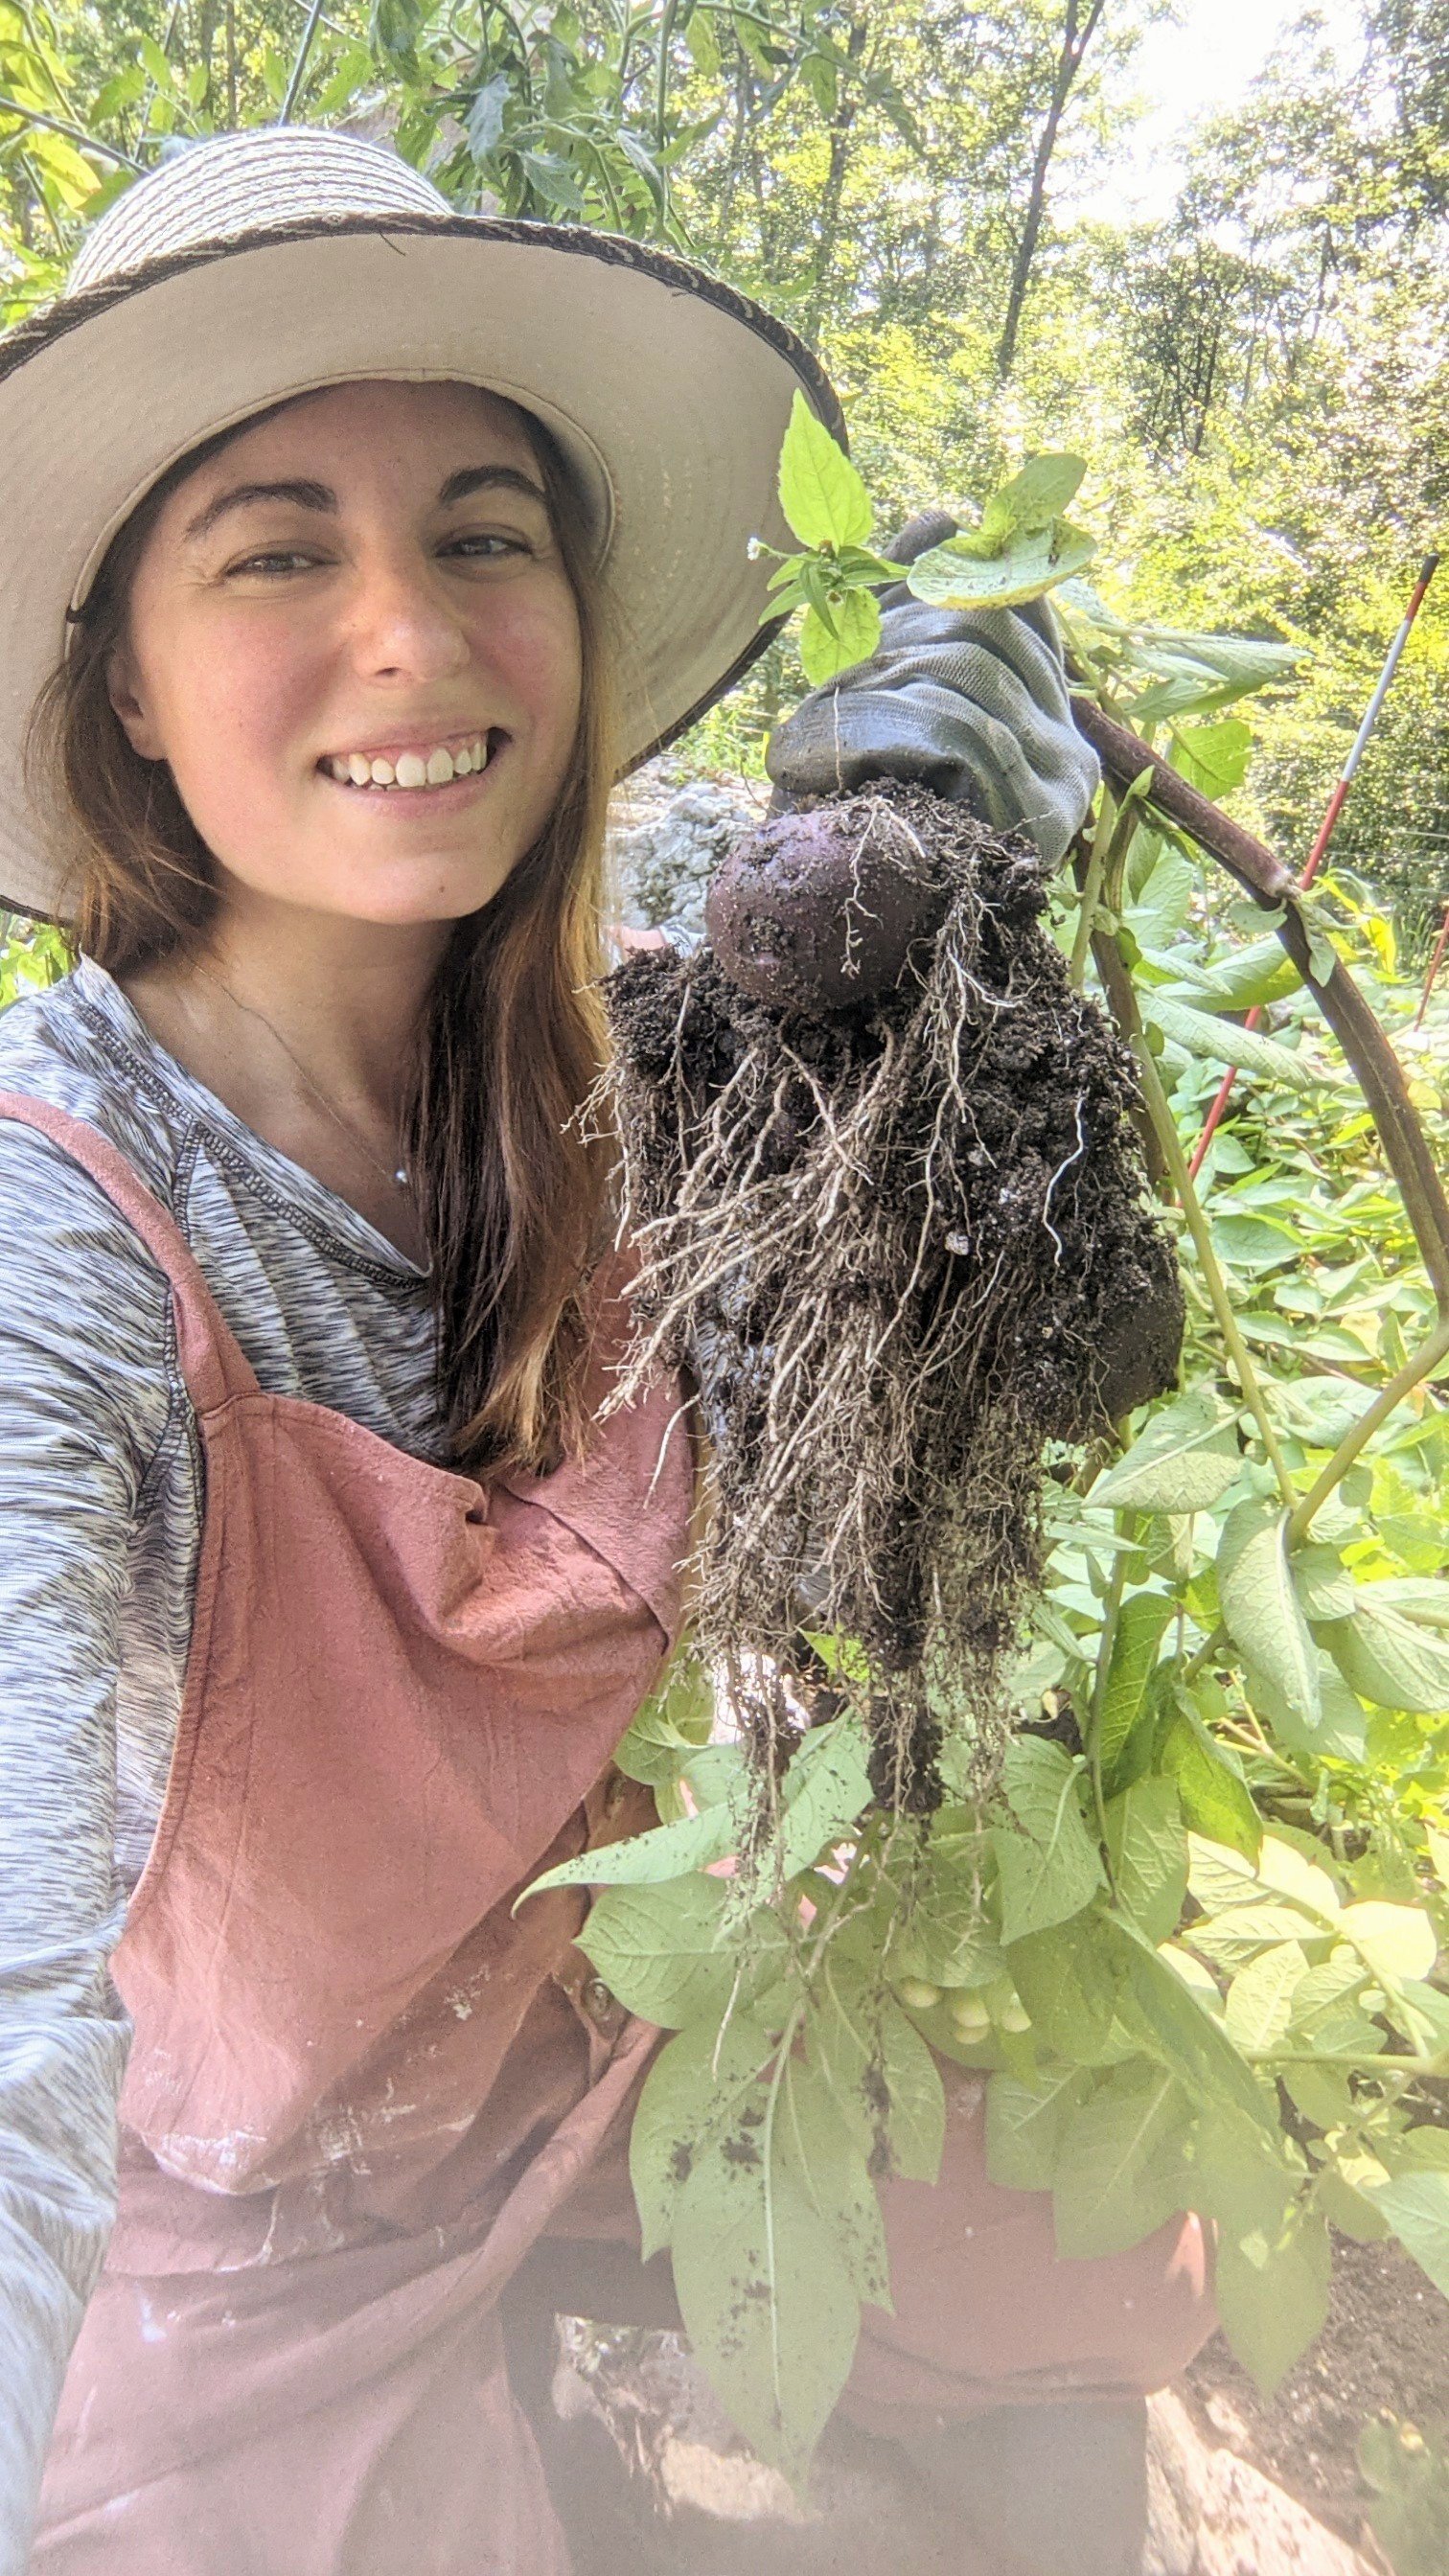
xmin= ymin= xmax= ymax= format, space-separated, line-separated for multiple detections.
xmin=0 ymin=124 xmax=844 ymax=922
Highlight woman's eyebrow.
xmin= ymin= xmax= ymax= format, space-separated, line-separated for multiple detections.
xmin=181 ymin=464 xmax=550 ymax=546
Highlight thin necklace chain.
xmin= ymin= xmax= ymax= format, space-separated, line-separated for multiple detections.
xmin=189 ymin=958 xmax=412 ymax=1196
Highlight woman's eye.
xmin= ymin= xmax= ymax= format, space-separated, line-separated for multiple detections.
xmin=447 ymin=533 xmax=533 ymax=560
xmin=227 ymin=552 xmax=320 ymax=577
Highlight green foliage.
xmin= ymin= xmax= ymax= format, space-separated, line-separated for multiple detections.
xmin=1360 ymin=2414 xmax=1449 ymax=2576
xmin=0 ymin=916 xmax=66 ymax=1002
xmin=763 ymin=396 xmax=1097 ymax=679
xmin=905 ymin=450 xmax=1092 ymax=608
xmin=511 ymin=694 xmax=1449 ymax=2478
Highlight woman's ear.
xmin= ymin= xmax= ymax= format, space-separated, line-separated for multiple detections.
xmin=104 ymin=640 xmax=164 ymax=761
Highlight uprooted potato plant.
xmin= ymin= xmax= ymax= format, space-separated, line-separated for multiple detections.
xmin=592 ymin=782 xmax=1182 ymax=1827
xmin=518 ymin=407 xmax=1449 ymax=2494
xmin=516 ymin=747 xmax=1449 ymax=2496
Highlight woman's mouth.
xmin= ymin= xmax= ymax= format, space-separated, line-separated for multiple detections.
xmin=317 ymin=726 xmax=509 ymax=794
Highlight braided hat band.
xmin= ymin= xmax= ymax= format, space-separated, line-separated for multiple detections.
xmin=0 ymin=126 xmax=843 ymax=920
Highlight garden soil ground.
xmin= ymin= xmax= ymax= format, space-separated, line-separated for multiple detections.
xmin=1185 ymin=2233 xmax=1449 ymax=2545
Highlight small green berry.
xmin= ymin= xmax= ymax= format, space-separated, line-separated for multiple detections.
xmin=896 ymin=1977 xmax=943 ymax=2012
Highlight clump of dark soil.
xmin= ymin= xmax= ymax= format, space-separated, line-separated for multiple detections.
xmin=593 ymin=782 xmax=1183 ymax=1822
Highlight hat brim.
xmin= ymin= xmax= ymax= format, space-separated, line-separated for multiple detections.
xmin=0 ymin=211 xmax=843 ymax=921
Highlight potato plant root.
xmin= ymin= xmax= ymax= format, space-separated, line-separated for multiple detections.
xmin=593 ymin=783 xmax=1183 ymax=1831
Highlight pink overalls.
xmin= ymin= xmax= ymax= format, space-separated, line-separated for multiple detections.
xmin=10 ymin=1096 xmax=1209 ymax=2575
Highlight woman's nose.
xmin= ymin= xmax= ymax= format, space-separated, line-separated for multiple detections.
xmin=345 ymin=551 xmax=472 ymax=682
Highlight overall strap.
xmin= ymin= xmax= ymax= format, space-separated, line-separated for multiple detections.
xmin=0 ymin=1092 xmax=260 ymax=1415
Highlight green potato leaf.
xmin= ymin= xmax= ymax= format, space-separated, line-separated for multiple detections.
xmin=906 ymin=519 xmax=1095 ymax=611
xmin=1224 ymin=1941 xmax=1310 ymax=2054
xmin=775 ymin=2052 xmax=892 ymax=2310
xmin=779 ymin=1714 xmax=873 ymax=1877
xmin=1143 ymin=996 xmax=1316 ymax=1091
xmin=1107 ymin=1917 xmax=1276 ymax=2130
xmin=1052 ymin=2063 xmax=1194 ymax=2259
xmin=1336 ymin=1900 xmax=1438 ymax=1985
xmin=806 ymin=1953 xmax=946 ymax=2185
xmin=629 ymin=2009 xmax=780 ymax=2260
xmin=1095 ymin=1593 xmax=1175 ymax=1785
xmin=1160 ymin=1700 xmax=1262 ymax=1861
xmin=579 ymin=1876 xmax=787 ymax=2027
xmin=993 ymin=1739 xmax=1106 ymax=1944
xmin=610 ymin=1647 xmax=716 ymax=1788
xmin=1322 ymin=1590 xmax=1449 ymax=1714
xmin=1091 ymin=1391 xmax=1242 ymax=1515
xmin=777 ymin=389 xmax=873 ymax=550
xmin=984 ymin=2066 xmax=1086 ymax=2193
xmin=1285 ymin=1955 xmax=1384 ymax=2058
xmin=1106 ymin=1777 xmax=1188 ymax=1944
xmin=1219 ymin=1501 xmax=1322 ymax=1734
xmin=671 ymin=2113 xmax=861 ymax=2490
xmin=1214 ymin=2205 xmax=1331 ymax=2396
xmin=520 ymin=1791 xmax=738 ymax=1894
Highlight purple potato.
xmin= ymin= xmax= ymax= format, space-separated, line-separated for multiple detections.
xmin=704 ymin=796 xmax=951 ymax=1013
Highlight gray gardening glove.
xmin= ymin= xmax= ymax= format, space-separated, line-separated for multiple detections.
xmin=766 ymin=509 xmax=1099 ymax=870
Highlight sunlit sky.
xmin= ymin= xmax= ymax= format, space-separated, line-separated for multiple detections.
xmin=1060 ymin=0 xmax=1369 ymax=224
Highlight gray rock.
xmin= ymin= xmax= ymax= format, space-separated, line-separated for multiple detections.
xmin=538 ymin=2330 xmax=1379 ymax=2576
xmin=608 ymin=763 xmax=766 ymax=947
xmin=1145 ymin=2390 xmax=1377 ymax=2576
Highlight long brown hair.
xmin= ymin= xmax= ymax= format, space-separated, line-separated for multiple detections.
xmin=23 ymin=389 xmax=623 ymax=1482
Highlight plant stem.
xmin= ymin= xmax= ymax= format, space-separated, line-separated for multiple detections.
xmin=1069 ymin=794 xmax=1115 ymax=989
xmin=1073 ymin=691 xmax=1449 ymax=1317
xmin=1129 ymin=1034 xmax=1297 ymax=1506
xmin=0 ymin=96 xmax=145 ymax=170
xmin=16 ymin=150 xmax=67 ymax=255
xmin=1262 ymin=2048 xmax=1448 ymax=2079
xmin=1084 ymin=921 xmax=1168 ymax=1187
xmin=1070 ymin=778 xmax=1151 ymax=991
xmin=279 ymin=0 xmax=326 ymax=119
xmin=656 ymin=0 xmax=678 ymax=147
xmin=1286 ymin=1312 xmax=1449 ymax=1547
xmin=1087 ymin=1523 xmax=1136 ymax=1852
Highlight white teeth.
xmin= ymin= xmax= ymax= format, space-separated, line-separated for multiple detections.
xmin=328 ymin=737 xmax=493 ymax=791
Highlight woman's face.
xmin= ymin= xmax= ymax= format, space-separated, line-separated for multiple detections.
xmin=105 ymin=378 xmax=585 ymax=932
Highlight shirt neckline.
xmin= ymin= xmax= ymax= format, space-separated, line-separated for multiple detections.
xmin=71 ymin=954 xmax=431 ymax=1286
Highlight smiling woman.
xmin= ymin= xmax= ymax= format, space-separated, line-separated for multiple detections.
xmin=28 ymin=373 xmax=610 ymax=1388
xmin=0 ymin=124 xmax=840 ymax=2576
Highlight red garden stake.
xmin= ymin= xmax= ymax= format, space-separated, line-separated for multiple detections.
xmin=1188 ymin=549 xmax=1441 ymax=1179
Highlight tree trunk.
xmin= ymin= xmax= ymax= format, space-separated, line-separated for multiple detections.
xmin=995 ymin=0 xmax=1109 ymax=380
xmin=801 ymin=12 xmax=870 ymax=343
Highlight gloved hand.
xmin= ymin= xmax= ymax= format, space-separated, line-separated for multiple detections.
xmin=765 ymin=508 xmax=1099 ymax=871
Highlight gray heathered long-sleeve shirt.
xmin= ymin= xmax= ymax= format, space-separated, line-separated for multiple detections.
xmin=0 ymin=955 xmax=450 ymax=2572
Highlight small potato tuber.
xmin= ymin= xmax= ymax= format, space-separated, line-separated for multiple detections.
xmin=704 ymin=795 xmax=951 ymax=1012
